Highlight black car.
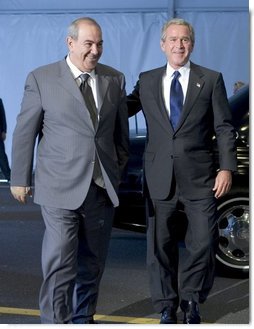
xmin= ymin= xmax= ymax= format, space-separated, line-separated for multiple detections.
xmin=114 ymin=85 xmax=249 ymax=276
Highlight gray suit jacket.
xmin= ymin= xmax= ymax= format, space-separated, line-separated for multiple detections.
xmin=11 ymin=59 xmax=129 ymax=209
xmin=128 ymin=62 xmax=237 ymax=200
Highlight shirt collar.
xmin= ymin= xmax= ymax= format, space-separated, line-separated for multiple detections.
xmin=66 ymin=55 xmax=96 ymax=80
xmin=166 ymin=61 xmax=190 ymax=79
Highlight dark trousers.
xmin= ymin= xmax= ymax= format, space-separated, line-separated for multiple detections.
xmin=146 ymin=185 xmax=218 ymax=313
xmin=0 ymin=140 xmax=10 ymax=180
xmin=39 ymin=181 xmax=114 ymax=323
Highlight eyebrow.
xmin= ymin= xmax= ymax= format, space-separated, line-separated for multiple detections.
xmin=84 ymin=39 xmax=103 ymax=43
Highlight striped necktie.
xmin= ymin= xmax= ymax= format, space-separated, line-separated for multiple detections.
xmin=80 ymin=73 xmax=98 ymax=128
xmin=80 ymin=73 xmax=104 ymax=187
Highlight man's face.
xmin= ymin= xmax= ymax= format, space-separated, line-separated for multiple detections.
xmin=67 ymin=21 xmax=103 ymax=72
xmin=160 ymin=24 xmax=193 ymax=69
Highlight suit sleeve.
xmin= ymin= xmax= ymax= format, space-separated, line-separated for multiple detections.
xmin=213 ymin=73 xmax=237 ymax=172
xmin=127 ymin=80 xmax=143 ymax=117
xmin=114 ymin=74 xmax=129 ymax=178
xmin=11 ymin=72 xmax=44 ymax=186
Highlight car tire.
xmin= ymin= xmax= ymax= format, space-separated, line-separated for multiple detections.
xmin=216 ymin=192 xmax=249 ymax=277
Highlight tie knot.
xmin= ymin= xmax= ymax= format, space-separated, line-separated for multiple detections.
xmin=173 ymin=71 xmax=181 ymax=79
xmin=80 ymin=73 xmax=90 ymax=83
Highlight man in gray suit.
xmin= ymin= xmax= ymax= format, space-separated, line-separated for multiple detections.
xmin=127 ymin=18 xmax=237 ymax=324
xmin=10 ymin=17 xmax=129 ymax=324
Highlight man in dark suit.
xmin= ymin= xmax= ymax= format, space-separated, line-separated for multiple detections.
xmin=10 ymin=17 xmax=129 ymax=323
xmin=0 ymin=98 xmax=11 ymax=181
xmin=127 ymin=18 xmax=237 ymax=324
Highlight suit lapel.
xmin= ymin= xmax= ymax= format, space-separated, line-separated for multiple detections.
xmin=95 ymin=67 xmax=110 ymax=113
xmin=57 ymin=61 xmax=110 ymax=128
xmin=57 ymin=59 xmax=95 ymax=130
xmin=150 ymin=67 xmax=174 ymax=133
xmin=57 ymin=60 xmax=85 ymax=105
xmin=175 ymin=62 xmax=205 ymax=132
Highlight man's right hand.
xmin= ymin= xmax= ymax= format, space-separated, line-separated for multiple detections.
xmin=10 ymin=186 xmax=32 ymax=204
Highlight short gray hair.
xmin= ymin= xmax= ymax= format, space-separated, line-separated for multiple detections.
xmin=67 ymin=17 xmax=102 ymax=40
xmin=161 ymin=18 xmax=195 ymax=46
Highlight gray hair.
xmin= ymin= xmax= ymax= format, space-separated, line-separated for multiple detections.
xmin=67 ymin=17 xmax=102 ymax=40
xmin=161 ymin=18 xmax=195 ymax=46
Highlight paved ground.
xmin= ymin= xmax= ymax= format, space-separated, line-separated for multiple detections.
xmin=0 ymin=183 xmax=250 ymax=325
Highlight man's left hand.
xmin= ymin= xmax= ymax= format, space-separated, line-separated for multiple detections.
xmin=212 ymin=170 xmax=232 ymax=199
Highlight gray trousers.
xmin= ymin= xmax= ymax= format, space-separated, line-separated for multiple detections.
xmin=146 ymin=186 xmax=218 ymax=313
xmin=39 ymin=181 xmax=114 ymax=323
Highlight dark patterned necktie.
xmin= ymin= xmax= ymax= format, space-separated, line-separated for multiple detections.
xmin=80 ymin=73 xmax=104 ymax=187
xmin=170 ymin=71 xmax=183 ymax=130
xmin=80 ymin=73 xmax=98 ymax=128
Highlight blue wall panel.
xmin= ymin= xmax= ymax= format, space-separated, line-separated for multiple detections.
xmin=0 ymin=0 xmax=249 ymax=161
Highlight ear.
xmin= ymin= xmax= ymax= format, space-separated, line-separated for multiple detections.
xmin=66 ymin=36 xmax=74 ymax=51
xmin=160 ymin=40 xmax=165 ymax=52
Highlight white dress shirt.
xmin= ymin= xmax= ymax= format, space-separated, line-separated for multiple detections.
xmin=162 ymin=61 xmax=190 ymax=116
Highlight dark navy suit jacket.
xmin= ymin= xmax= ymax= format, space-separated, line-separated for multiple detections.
xmin=128 ymin=61 xmax=237 ymax=200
